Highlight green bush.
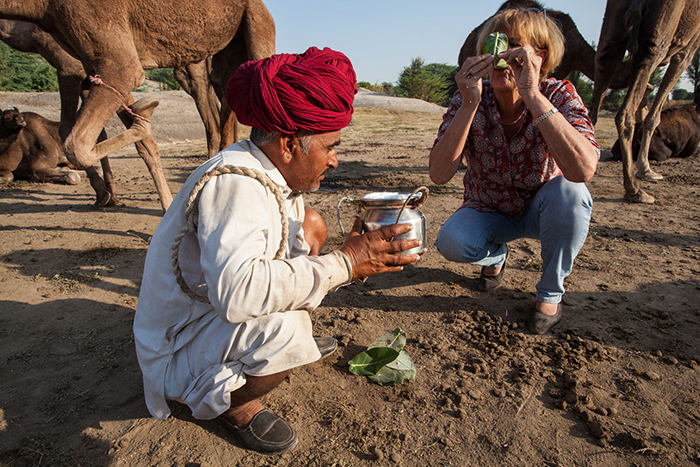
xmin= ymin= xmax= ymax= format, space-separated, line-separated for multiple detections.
xmin=395 ymin=58 xmax=457 ymax=106
xmin=357 ymin=81 xmax=396 ymax=95
xmin=144 ymin=68 xmax=181 ymax=91
xmin=566 ymin=71 xmax=593 ymax=106
xmin=0 ymin=42 xmax=58 ymax=92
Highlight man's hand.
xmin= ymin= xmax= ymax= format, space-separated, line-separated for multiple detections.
xmin=339 ymin=217 xmax=421 ymax=280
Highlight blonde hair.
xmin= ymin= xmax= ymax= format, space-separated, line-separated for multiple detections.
xmin=476 ymin=9 xmax=565 ymax=81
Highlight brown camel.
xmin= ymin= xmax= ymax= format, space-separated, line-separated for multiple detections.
xmin=0 ymin=19 xmax=121 ymax=206
xmin=0 ymin=0 xmax=275 ymax=211
xmin=457 ymin=0 xmax=633 ymax=87
xmin=0 ymin=108 xmax=82 ymax=185
xmin=591 ymin=0 xmax=700 ymax=203
xmin=0 ymin=20 xmax=235 ymax=207
xmin=610 ymin=99 xmax=700 ymax=162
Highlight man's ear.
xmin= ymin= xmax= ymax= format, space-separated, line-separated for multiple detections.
xmin=278 ymin=133 xmax=298 ymax=163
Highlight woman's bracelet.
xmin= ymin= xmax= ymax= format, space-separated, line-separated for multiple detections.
xmin=533 ymin=107 xmax=559 ymax=127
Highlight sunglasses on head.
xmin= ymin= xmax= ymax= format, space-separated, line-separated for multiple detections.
xmin=519 ymin=7 xmax=546 ymax=20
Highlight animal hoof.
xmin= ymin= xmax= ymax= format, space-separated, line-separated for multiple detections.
xmin=624 ymin=190 xmax=655 ymax=204
xmin=64 ymin=171 xmax=81 ymax=185
xmin=130 ymin=97 xmax=160 ymax=120
xmin=94 ymin=190 xmax=113 ymax=208
xmin=635 ymin=170 xmax=663 ymax=181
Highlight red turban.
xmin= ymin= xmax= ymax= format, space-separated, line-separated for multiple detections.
xmin=226 ymin=47 xmax=357 ymax=133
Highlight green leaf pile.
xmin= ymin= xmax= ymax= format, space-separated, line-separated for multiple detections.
xmin=483 ymin=32 xmax=509 ymax=70
xmin=348 ymin=328 xmax=416 ymax=386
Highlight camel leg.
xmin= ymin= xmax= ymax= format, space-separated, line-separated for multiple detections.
xmin=589 ymin=0 xmax=628 ymax=125
xmin=615 ymin=72 xmax=656 ymax=204
xmin=92 ymin=98 xmax=160 ymax=161
xmin=64 ymin=75 xmax=158 ymax=169
xmin=219 ymin=101 xmax=238 ymax=149
xmin=31 ymin=167 xmax=81 ymax=185
xmin=175 ymin=60 xmax=221 ymax=157
xmin=117 ymin=95 xmax=173 ymax=211
xmin=56 ymin=73 xmax=83 ymax=142
xmin=635 ymin=48 xmax=698 ymax=181
xmin=0 ymin=171 xmax=13 ymax=183
xmin=133 ymin=138 xmax=173 ymax=211
xmin=77 ymin=80 xmax=118 ymax=207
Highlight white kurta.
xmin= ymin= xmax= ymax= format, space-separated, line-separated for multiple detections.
xmin=134 ymin=141 xmax=352 ymax=420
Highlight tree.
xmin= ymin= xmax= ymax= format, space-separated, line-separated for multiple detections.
xmin=357 ymin=81 xmax=396 ymax=95
xmin=686 ymin=48 xmax=700 ymax=96
xmin=144 ymin=68 xmax=181 ymax=91
xmin=395 ymin=58 xmax=457 ymax=106
xmin=566 ymin=71 xmax=593 ymax=106
xmin=0 ymin=42 xmax=58 ymax=92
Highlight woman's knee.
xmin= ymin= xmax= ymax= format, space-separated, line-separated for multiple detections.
xmin=541 ymin=176 xmax=592 ymax=217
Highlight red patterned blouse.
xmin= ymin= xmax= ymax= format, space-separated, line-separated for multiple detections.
xmin=433 ymin=78 xmax=600 ymax=217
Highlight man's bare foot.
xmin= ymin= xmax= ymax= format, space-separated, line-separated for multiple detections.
xmin=222 ymin=399 xmax=265 ymax=428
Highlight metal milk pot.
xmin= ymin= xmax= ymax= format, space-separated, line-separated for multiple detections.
xmin=337 ymin=186 xmax=429 ymax=255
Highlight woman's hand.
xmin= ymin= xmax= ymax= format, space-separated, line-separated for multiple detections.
xmin=497 ymin=45 xmax=543 ymax=100
xmin=455 ymin=54 xmax=492 ymax=108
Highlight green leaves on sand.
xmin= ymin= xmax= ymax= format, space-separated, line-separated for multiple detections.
xmin=483 ymin=32 xmax=509 ymax=70
xmin=348 ymin=328 xmax=416 ymax=386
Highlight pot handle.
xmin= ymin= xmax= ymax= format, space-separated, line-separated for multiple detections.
xmin=395 ymin=186 xmax=429 ymax=224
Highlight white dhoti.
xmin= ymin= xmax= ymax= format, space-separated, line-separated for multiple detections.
xmin=164 ymin=310 xmax=320 ymax=420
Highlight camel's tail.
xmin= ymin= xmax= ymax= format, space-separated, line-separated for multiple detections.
xmin=623 ymin=0 xmax=649 ymax=56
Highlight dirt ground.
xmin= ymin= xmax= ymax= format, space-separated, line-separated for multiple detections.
xmin=1 ymin=92 xmax=700 ymax=467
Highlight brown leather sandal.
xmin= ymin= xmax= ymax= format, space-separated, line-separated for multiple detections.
xmin=219 ymin=408 xmax=298 ymax=455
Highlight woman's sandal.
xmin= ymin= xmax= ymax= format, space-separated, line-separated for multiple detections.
xmin=219 ymin=408 xmax=298 ymax=455
xmin=528 ymin=303 xmax=563 ymax=334
xmin=478 ymin=249 xmax=509 ymax=292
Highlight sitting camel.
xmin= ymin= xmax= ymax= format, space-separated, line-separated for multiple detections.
xmin=0 ymin=108 xmax=81 ymax=185
xmin=590 ymin=0 xmax=700 ymax=203
xmin=0 ymin=0 xmax=275 ymax=211
xmin=610 ymin=98 xmax=700 ymax=162
xmin=457 ymin=0 xmax=633 ymax=88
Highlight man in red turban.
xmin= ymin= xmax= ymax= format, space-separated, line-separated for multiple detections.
xmin=134 ymin=47 xmax=421 ymax=455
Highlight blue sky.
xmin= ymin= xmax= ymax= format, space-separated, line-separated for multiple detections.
xmin=263 ymin=0 xmax=693 ymax=90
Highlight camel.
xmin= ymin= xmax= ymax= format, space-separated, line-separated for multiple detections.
xmin=0 ymin=108 xmax=82 ymax=185
xmin=457 ymin=0 xmax=633 ymax=87
xmin=591 ymin=0 xmax=700 ymax=203
xmin=0 ymin=0 xmax=275 ymax=211
xmin=0 ymin=20 xmax=233 ymax=207
xmin=0 ymin=19 xmax=120 ymax=206
xmin=610 ymin=98 xmax=700 ymax=162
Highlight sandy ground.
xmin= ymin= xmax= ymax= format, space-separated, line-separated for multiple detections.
xmin=1 ymin=91 xmax=700 ymax=466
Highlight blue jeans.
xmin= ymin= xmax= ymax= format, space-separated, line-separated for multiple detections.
xmin=435 ymin=176 xmax=592 ymax=304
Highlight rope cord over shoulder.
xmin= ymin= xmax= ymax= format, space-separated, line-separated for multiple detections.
xmin=171 ymin=165 xmax=289 ymax=303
